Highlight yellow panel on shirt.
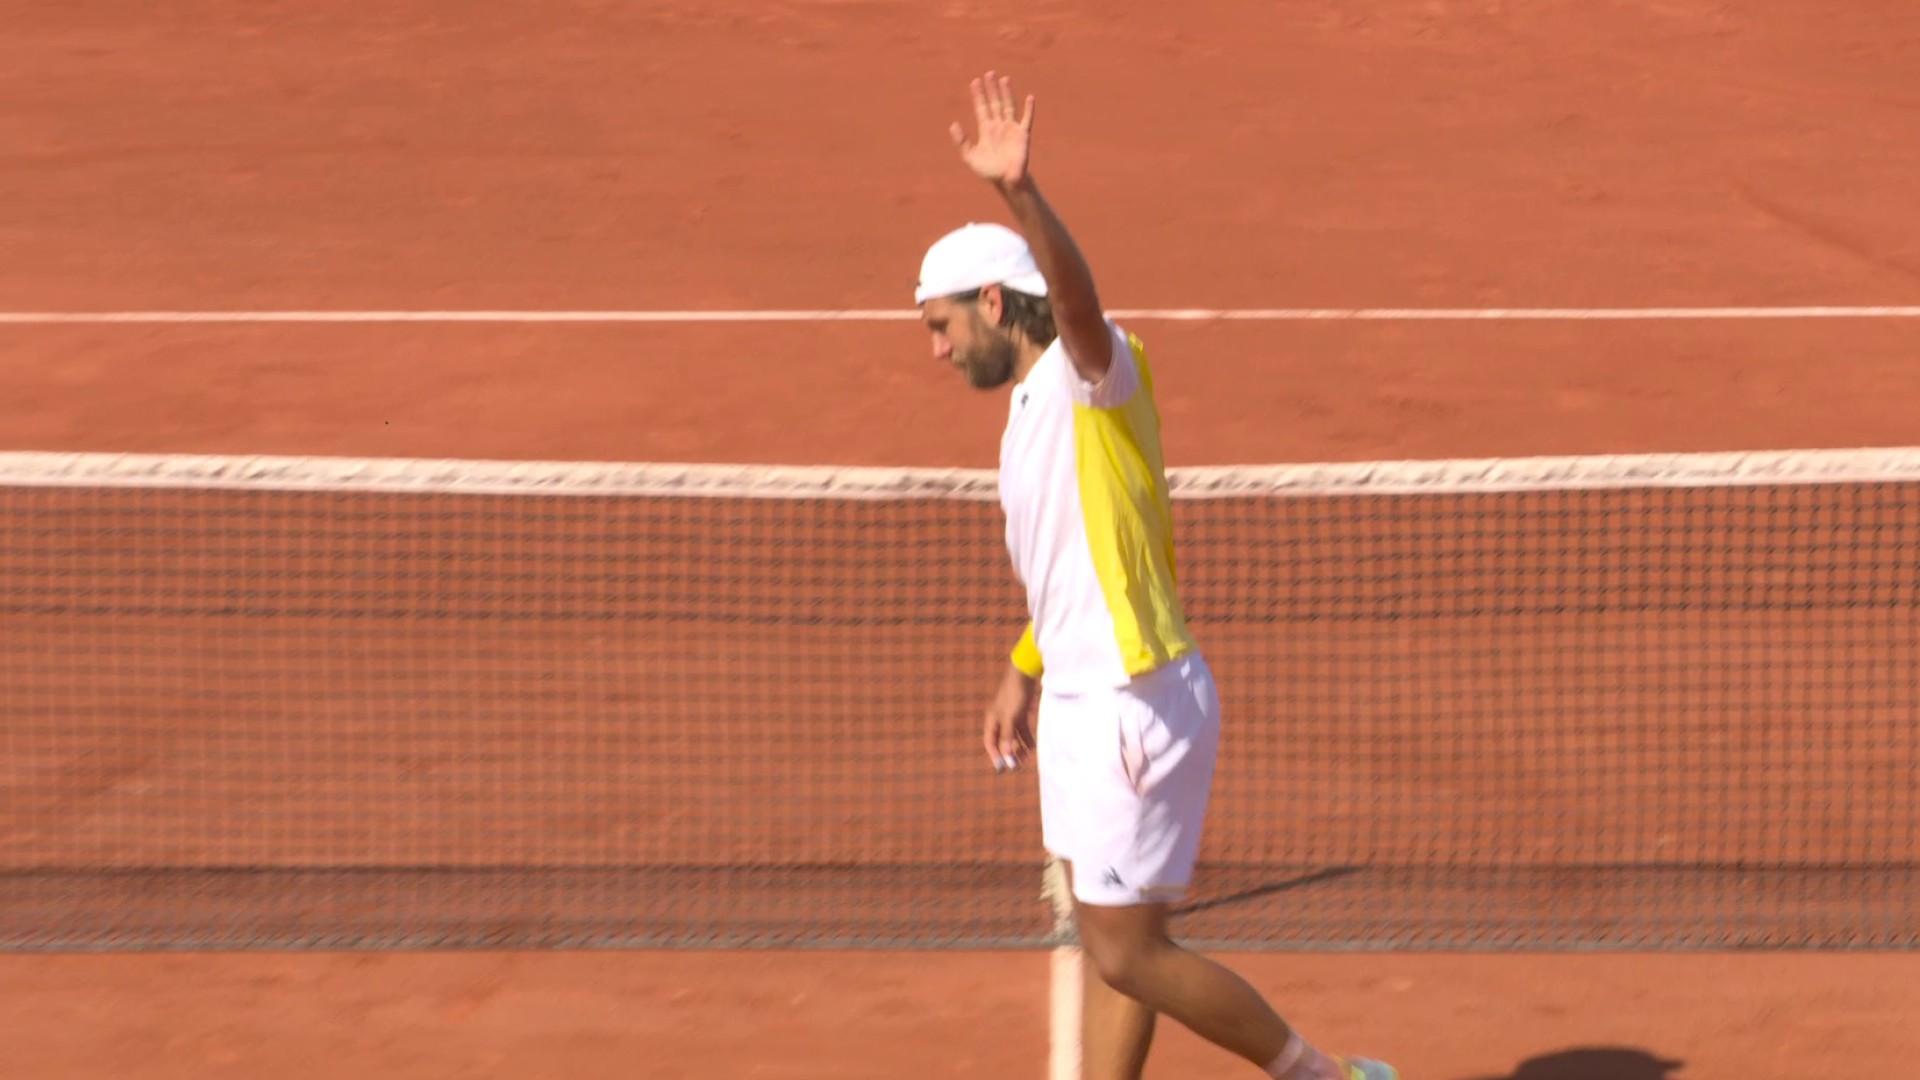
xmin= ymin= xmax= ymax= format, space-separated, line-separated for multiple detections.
xmin=999 ymin=321 xmax=1197 ymax=692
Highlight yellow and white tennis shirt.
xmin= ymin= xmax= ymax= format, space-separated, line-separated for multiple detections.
xmin=1000 ymin=320 xmax=1197 ymax=694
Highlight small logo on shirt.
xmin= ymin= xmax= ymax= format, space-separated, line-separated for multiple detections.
xmin=1102 ymin=867 xmax=1125 ymax=889
xmin=1018 ymin=390 xmax=1030 ymax=408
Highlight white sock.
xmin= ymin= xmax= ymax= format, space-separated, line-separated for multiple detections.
xmin=1265 ymin=1032 xmax=1343 ymax=1079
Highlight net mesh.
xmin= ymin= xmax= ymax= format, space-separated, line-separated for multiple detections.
xmin=2 ymin=450 xmax=1916 ymax=951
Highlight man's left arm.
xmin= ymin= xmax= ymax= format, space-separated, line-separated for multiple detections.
xmin=951 ymin=72 xmax=1114 ymax=383
xmin=997 ymin=177 xmax=1113 ymax=383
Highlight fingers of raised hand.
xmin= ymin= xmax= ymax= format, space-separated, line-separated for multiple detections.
xmin=998 ymin=74 xmax=1020 ymax=120
xmin=991 ymin=77 xmax=1033 ymax=131
xmin=970 ymin=72 xmax=1023 ymax=124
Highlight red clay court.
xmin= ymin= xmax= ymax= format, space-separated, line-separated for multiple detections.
xmin=4 ymin=2 xmax=1920 ymax=1077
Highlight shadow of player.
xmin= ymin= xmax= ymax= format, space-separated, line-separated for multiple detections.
xmin=1465 ymin=1046 xmax=1686 ymax=1080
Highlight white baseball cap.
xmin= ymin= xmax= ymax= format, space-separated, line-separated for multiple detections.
xmin=913 ymin=222 xmax=1050 ymax=304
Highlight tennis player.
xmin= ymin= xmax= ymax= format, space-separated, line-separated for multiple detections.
xmin=916 ymin=73 xmax=1397 ymax=1080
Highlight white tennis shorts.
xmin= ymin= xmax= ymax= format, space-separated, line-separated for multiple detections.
xmin=1037 ymin=652 xmax=1220 ymax=907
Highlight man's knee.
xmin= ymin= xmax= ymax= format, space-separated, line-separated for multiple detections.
xmin=1079 ymin=916 xmax=1171 ymax=999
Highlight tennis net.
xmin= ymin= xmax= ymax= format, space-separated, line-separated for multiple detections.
xmin=2 ymin=448 xmax=1916 ymax=951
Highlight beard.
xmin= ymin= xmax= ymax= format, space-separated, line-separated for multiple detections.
xmin=957 ymin=333 xmax=1017 ymax=389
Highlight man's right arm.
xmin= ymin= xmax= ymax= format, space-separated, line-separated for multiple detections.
xmin=985 ymin=628 xmax=1041 ymax=771
xmin=984 ymin=664 xmax=1038 ymax=772
xmin=1010 ymin=621 xmax=1044 ymax=680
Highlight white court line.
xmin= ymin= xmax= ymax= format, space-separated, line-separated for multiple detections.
xmin=1 ymin=305 xmax=1920 ymax=324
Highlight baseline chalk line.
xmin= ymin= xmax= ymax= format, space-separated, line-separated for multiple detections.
xmin=1 ymin=306 xmax=1919 ymax=325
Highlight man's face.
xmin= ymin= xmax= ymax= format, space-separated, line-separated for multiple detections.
xmin=921 ymin=293 xmax=1016 ymax=390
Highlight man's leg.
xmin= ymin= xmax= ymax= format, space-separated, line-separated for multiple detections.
xmin=1072 ymin=898 xmax=1395 ymax=1078
xmin=1048 ymin=655 xmax=1395 ymax=1078
xmin=1065 ymin=862 xmax=1157 ymax=1080
xmin=1082 ymin=937 xmax=1158 ymax=1079
xmin=1073 ymin=898 xmax=1292 ymax=1068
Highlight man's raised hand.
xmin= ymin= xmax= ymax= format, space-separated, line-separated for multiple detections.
xmin=950 ymin=71 xmax=1035 ymax=189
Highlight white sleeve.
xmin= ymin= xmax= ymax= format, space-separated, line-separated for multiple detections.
xmin=1065 ymin=320 xmax=1140 ymax=410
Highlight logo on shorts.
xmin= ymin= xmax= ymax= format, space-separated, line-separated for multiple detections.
xmin=1102 ymin=867 xmax=1125 ymax=889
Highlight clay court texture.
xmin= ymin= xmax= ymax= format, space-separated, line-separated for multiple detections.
xmin=4 ymin=1 xmax=1920 ymax=1077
